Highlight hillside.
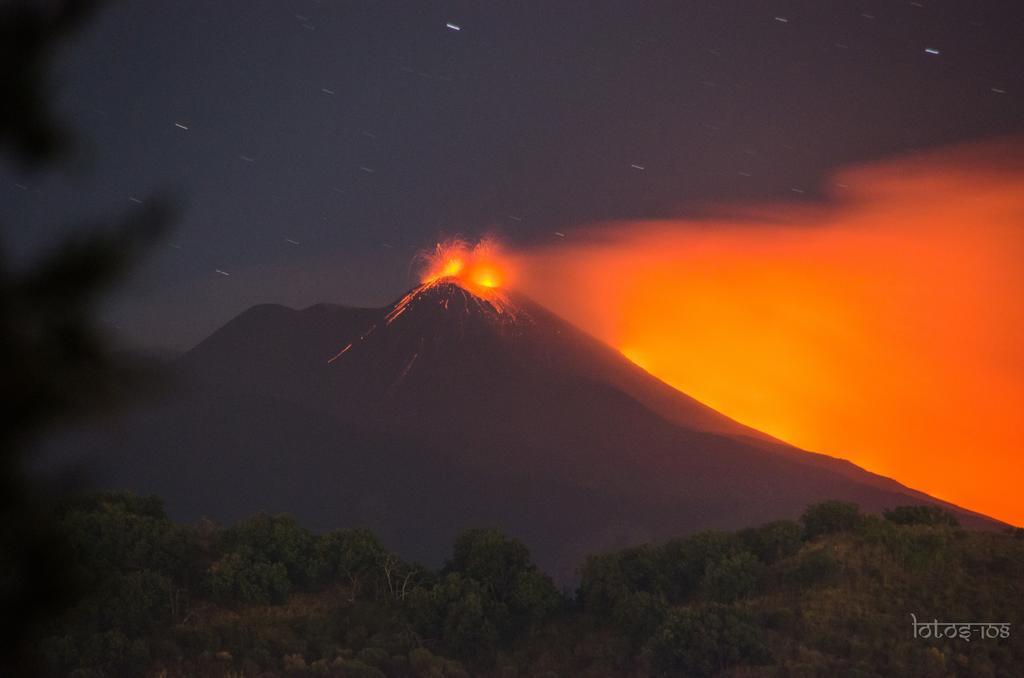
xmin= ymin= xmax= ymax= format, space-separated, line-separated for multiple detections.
xmin=34 ymin=493 xmax=1023 ymax=677
xmin=67 ymin=282 xmax=1002 ymax=583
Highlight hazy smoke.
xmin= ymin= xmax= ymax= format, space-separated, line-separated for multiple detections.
xmin=514 ymin=139 xmax=1024 ymax=526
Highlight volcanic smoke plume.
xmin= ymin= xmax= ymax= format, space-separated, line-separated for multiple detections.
xmin=513 ymin=140 xmax=1024 ymax=526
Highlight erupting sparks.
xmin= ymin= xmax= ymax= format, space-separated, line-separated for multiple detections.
xmin=418 ymin=237 xmax=515 ymax=296
xmin=380 ymin=237 xmax=516 ymax=328
xmin=327 ymin=237 xmax=519 ymax=365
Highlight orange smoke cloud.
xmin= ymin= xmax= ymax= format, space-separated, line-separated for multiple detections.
xmin=514 ymin=140 xmax=1024 ymax=526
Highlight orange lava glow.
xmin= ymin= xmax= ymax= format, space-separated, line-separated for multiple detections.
xmin=419 ymin=237 xmax=514 ymax=293
xmin=513 ymin=140 xmax=1024 ymax=526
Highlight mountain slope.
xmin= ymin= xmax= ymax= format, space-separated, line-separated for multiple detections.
xmin=82 ymin=280 xmax=1000 ymax=579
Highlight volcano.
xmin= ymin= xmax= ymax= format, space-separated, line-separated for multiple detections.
xmin=82 ymin=279 xmax=1000 ymax=579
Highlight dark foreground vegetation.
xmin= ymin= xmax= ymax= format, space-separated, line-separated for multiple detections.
xmin=33 ymin=495 xmax=1023 ymax=677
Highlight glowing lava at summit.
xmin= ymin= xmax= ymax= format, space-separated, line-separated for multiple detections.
xmin=419 ymin=237 xmax=514 ymax=294
xmin=327 ymin=238 xmax=519 ymax=362
xmin=372 ymin=237 xmax=518 ymax=330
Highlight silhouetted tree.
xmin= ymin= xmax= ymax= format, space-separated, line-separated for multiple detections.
xmin=412 ymin=529 xmax=561 ymax=663
xmin=444 ymin=528 xmax=561 ymax=630
xmin=657 ymin=531 xmax=740 ymax=602
xmin=0 ymin=0 xmax=101 ymax=165
xmin=218 ymin=513 xmax=320 ymax=589
xmin=800 ymin=500 xmax=862 ymax=539
xmin=884 ymin=504 xmax=960 ymax=527
xmin=738 ymin=519 xmax=802 ymax=564
xmin=318 ymin=528 xmax=389 ymax=600
xmin=204 ymin=547 xmax=290 ymax=605
xmin=0 ymin=1 xmax=170 ymax=669
xmin=579 ymin=544 xmax=664 ymax=613
xmin=786 ymin=547 xmax=841 ymax=587
xmin=645 ymin=603 xmax=767 ymax=677
xmin=701 ymin=551 xmax=762 ymax=602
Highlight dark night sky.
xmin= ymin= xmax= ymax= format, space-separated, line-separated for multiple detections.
xmin=3 ymin=0 xmax=1023 ymax=350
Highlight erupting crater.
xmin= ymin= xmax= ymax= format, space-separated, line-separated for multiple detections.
xmin=419 ymin=237 xmax=514 ymax=296
xmin=327 ymin=238 xmax=519 ymax=364
xmin=401 ymin=237 xmax=518 ymax=318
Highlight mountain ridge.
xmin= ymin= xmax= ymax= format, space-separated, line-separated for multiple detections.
xmin=75 ymin=281 xmax=1003 ymax=580
xmin=184 ymin=284 xmax=991 ymax=516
